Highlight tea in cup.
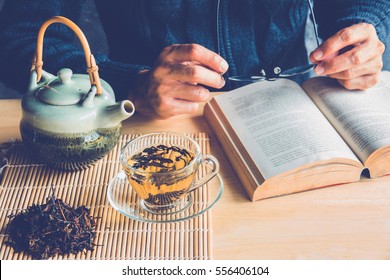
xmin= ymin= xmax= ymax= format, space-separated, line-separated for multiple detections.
xmin=120 ymin=132 xmax=219 ymax=212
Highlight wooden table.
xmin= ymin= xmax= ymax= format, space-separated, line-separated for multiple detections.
xmin=1 ymin=99 xmax=390 ymax=260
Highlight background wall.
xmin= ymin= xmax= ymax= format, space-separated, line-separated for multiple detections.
xmin=0 ymin=0 xmax=389 ymax=98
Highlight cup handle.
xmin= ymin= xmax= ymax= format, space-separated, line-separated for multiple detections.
xmin=188 ymin=155 xmax=219 ymax=192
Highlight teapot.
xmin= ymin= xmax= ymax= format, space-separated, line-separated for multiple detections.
xmin=20 ymin=16 xmax=135 ymax=171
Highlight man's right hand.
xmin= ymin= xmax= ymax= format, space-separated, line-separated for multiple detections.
xmin=129 ymin=44 xmax=229 ymax=119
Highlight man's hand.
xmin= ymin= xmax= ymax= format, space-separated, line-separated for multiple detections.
xmin=310 ymin=23 xmax=385 ymax=90
xmin=130 ymin=44 xmax=229 ymax=119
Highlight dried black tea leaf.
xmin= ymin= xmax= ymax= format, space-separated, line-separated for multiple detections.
xmin=5 ymin=193 xmax=97 ymax=260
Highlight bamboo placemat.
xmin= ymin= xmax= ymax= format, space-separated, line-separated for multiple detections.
xmin=0 ymin=133 xmax=213 ymax=260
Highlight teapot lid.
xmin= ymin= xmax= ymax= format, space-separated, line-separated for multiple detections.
xmin=38 ymin=68 xmax=88 ymax=105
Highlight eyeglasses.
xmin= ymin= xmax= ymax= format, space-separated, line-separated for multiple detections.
xmin=216 ymin=0 xmax=320 ymax=82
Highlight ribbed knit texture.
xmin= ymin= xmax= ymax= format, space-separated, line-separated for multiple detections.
xmin=316 ymin=0 xmax=390 ymax=44
xmin=0 ymin=0 xmax=389 ymax=99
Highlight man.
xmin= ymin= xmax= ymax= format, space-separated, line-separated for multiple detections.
xmin=0 ymin=0 xmax=388 ymax=119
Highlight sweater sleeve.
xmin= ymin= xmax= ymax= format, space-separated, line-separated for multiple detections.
xmin=0 ymin=0 xmax=150 ymax=101
xmin=315 ymin=0 xmax=390 ymax=45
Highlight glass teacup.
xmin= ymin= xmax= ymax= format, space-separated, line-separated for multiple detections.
xmin=120 ymin=132 xmax=219 ymax=212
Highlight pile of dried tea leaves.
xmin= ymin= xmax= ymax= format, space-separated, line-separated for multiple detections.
xmin=6 ymin=193 xmax=97 ymax=259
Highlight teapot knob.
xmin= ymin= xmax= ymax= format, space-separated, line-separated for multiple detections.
xmin=57 ymin=68 xmax=73 ymax=84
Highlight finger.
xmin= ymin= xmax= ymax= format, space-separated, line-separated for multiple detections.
xmin=315 ymin=41 xmax=378 ymax=75
xmin=310 ymin=52 xmax=337 ymax=65
xmin=161 ymin=44 xmax=229 ymax=73
xmin=337 ymin=73 xmax=381 ymax=90
xmin=310 ymin=23 xmax=376 ymax=62
xmin=327 ymin=57 xmax=383 ymax=80
xmin=169 ymin=84 xmax=210 ymax=102
xmin=156 ymin=97 xmax=199 ymax=119
xmin=156 ymin=82 xmax=210 ymax=101
xmin=157 ymin=63 xmax=226 ymax=88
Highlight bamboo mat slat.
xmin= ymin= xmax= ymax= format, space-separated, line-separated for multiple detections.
xmin=0 ymin=133 xmax=213 ymax=260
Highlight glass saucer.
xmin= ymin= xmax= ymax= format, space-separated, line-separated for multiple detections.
xmin=107 ymin=171 xmax=224 ymax=223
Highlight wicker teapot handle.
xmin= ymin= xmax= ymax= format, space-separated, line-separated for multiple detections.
xmin=32 ymin=16 xmax=103 ymax=94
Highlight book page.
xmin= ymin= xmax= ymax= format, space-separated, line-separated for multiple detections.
xmin=213 ymin=79 xmax=359 ymax=179
xmin=302 ymin=72 xmax=390 ymax=163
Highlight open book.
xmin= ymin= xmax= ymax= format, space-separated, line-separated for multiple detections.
xmin=204 ymin=72 xmax=390 ymax=201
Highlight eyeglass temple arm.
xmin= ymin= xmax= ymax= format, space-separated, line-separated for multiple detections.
xmin=306 ymin=0 xmax=320 ymax=48
xmin=216 ymin=0 xmax=222 ymax=56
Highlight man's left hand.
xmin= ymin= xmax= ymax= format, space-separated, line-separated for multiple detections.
xmin=310 ymin=22 xmax=385 ymax=90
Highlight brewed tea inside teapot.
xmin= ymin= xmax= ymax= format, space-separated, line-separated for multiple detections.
xmin=20 ymin=16 xmax=135 ymax=171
